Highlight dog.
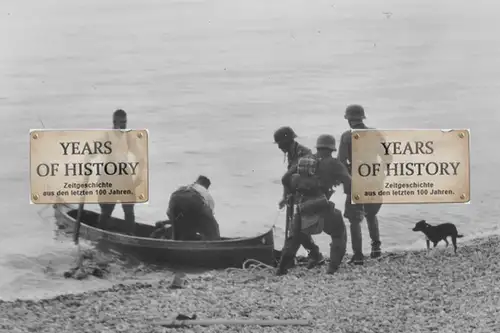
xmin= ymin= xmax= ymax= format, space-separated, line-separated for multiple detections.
xmin=412 ymin=220 xmax=464 ymax=253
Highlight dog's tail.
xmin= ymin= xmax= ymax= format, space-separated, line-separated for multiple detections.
xmin=457 ymin=234 xmax=464 ymax=238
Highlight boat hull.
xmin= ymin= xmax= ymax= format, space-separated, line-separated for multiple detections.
xmin=53 ymin=204 xmax=276 ymax=269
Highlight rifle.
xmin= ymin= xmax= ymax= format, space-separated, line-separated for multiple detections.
xmin=73 ymin=203 xmax=84 ymax=245
xmin=285 ymin=194 xmax=295 ymax=239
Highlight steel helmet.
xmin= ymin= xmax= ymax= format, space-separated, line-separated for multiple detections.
xmin=344 ymin=104 xmax=366 ymax=120
xmin=273 ymin=126 xmax=297 ymax=143
xmin=316 ymin=134 xmax=337 ymax=151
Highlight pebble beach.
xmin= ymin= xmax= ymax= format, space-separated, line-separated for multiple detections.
xmin=2 ymin=235 xmax=499 ymax=333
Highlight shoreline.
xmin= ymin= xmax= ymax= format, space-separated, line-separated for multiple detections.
xmin=2 ymin=235 xmax=499 ymax=332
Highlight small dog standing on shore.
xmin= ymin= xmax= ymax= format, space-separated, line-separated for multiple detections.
xmin=412 ymin=220 xmax=464 ymax=253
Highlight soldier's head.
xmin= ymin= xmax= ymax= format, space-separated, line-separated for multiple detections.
xmin=315 ymin=134 xmax=336 ymax=157
xmin=344 ymin=104 xmax=365 ymax=128
xmin=273 ymin=126 xmax=297 ymax=152
xmin=113 ymin=109 xmax=127 ymax=129
xmin=195 ymin=175 xmax=211 ymax=189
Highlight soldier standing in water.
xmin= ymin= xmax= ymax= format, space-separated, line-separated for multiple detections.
xmin=93 ymin=109 xmax=144 ymax=235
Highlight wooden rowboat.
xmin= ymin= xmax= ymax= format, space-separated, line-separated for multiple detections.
xmin=53 ymin=203 xmax=276 ymax=269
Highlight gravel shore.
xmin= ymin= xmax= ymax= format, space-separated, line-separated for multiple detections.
xmin=1 ymin=235 xmax=499 ymax=333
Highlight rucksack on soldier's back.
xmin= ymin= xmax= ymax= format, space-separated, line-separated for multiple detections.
xmin=292 ymin=156 xmax=330 ymax=215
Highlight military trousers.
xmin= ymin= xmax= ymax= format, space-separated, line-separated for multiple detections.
xmin=323 ymin=205 xmax=348 ymax=271
xmin=280 ymin=204 xmax=347 ymax=269
xmin=344 ymin=197 xmax=382 ymax=256
xmin=281 ymin=230 xmax=321 ymax=260
xmin=98 ymin=203 xmax=136 ymax=234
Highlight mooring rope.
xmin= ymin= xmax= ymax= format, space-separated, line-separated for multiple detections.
xmin=221 ymin=209 xmax=283 ymax=283
xmin=223 ymin=259 xmax=275 ymax=283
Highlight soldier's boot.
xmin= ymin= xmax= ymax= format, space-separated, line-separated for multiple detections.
xmin=307 ymin=251 xmax=324 ymax=269
xmin=348 ymin=222 xmax=364 ymax=265
xmin=276 ymin=252 xmax=295 ymax=276
xmin=327 ymin=232 xmax=347 ymax=274
xmin=371 ymin=241 xmax=382 ymax=259
xmin=302 ymin=235 xmax=325 ymax=269
xmin=276 ymin=234 xmax=300 ymax=276
xmin=286 ymin=257 xmax=296 ymax=269
xmin=367 ymin=215 xmax=382 ymax=258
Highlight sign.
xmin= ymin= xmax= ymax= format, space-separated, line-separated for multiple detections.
xmin=351 ymin=129 xmax=470 ymax=204
xmin=30 ymin=129 xmax=149 ymax=204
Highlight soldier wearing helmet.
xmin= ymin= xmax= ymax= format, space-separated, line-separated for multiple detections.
xmin=338 ymin=104 xmax=389 ymax=265
xmin=273 ymin=126 xmax=311 ymax=169
xmin=278 ymin=134 xmax=364 ymax=275
xmin=273 ymin=126 xmax=324 ymax=272
xmin=274 ymin=126 xmax=313 ymax=208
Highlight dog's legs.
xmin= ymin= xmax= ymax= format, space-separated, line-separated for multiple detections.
xmin=444 ymin=238 xmax=449 ymax=247
xmin=426 ymin=239 xmax=430 ymax=250
xmin=433 ymin=242 xmax=438 ymax=248
xmin=451 ymin=236 xmax=458 ymax=253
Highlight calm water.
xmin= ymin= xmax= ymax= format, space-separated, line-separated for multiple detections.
xmin=1 ymin=0 xmax=499 ymax=301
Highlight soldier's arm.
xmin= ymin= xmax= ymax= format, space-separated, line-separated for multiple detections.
xmin=84 ymin=133 xmax=108 ymax=164
xmin=337 ymin=132 xmax=349 ymax=169
xmin=331 ymin=159 xmax=365 ymax=220
xmin=330 ymin=159 xmax=352 ymax=195
xmin=289 ymin=146 xmax=311 ymax=170
xmin=281 ymin=164 xmax=298 ymax=196
xmin=298 ymin=146 xmax=312 ymax=159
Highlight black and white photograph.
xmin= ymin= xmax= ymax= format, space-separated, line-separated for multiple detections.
xmin=1 ymin=0 xmax=498 ymax=332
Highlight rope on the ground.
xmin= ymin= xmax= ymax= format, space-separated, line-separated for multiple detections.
xmin=221 ymin=208 xmax=283 ymax=283
xmin=224 ymin=259 xmax=275 ymax=284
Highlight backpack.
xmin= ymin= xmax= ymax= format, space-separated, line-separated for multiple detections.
xmin=291 ymin=155 xmax=333 ymax=234
xmin=292 ymin=155 xmax=322 ymax=195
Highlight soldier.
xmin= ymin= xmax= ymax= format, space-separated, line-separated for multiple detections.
xmin=166 ymin=175 xmax=220 ymax=241
xmin=279 ymin=134 xmax=364 ymax=275
xmin=338 ymin=104 xmax=390 ymax=264
xmin=273 ymin=126 xmax=324 ymax=270
xmin=90 ymin=109 xmax=144 ymax=235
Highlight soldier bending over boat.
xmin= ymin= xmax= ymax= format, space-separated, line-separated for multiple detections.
xmin=278 ymin=134 xmax=364 ymax=275
xmin=155 ymin=175 xmax=220 ymax=241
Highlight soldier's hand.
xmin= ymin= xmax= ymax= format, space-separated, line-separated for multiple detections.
xmin=155 ymin=220 xmax=167 ymax=229
xmin=278 ymin=198 xmax=287 ymax=210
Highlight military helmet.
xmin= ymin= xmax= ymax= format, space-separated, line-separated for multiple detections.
xmin=344 ymin=104 xmax=366 ymax=120
xmin=316 ymin=134 xmax=337 ymax=151
xmin=274 ymin=126 xmax=297 ymax=143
